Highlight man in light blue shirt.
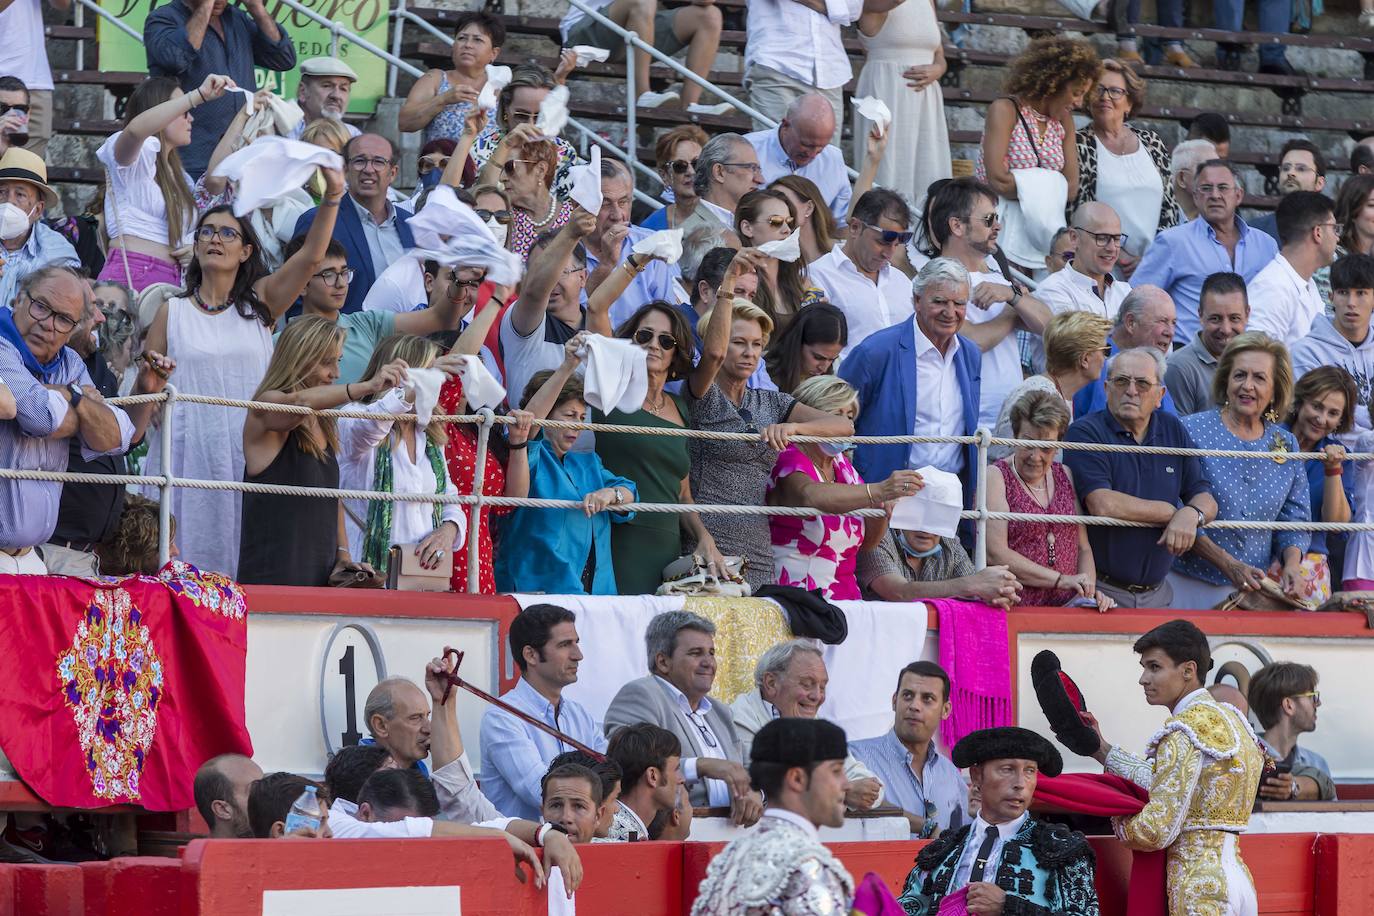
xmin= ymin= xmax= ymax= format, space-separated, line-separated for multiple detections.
xmin=851 ymin=661 xmax=968 ymax=838
xmin=480 ymin=603 xmax=608 ymax=820
xmin=0 ymin=148 xmax=78 ymax=312
xmin=1132 ymin=159 xmax=1277 ymax=345
xmin=582 ymin=158 xmax=683 ymax=329
xmin=745 ymin=93 xmax=852 ymax=227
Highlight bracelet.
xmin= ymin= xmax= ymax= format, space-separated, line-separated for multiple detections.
xmin=508 ymin=440 xmax=529 ymax=450
xmin=1325 ymin=466 xmax=1343 ymax=477
xmin=336 ymin=547 xmax=350 ymax=555
xmin=344 ymin=383 xmax=353 ymax=400
xmin=191 ymin=89 xmax=204 ymax=108
xmin=1054 ymin=573 xmax=1064 ymax=590
xmin=624 ymin=256 xmax=644 ymax=274
xmin=865 ymin=483 xmax=876 ymax=506
xmin=320 ymin=196 xmax=343 ymax=207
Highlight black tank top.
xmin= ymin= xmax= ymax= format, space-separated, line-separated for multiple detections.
xmin=237 ymin=435 xmax=340 ymax=587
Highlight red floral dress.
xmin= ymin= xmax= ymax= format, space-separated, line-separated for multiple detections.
xmin=439 ymin=377 xmax=509 ymax=594
xmin=996 ymin=458 xmax=1078 ymax=607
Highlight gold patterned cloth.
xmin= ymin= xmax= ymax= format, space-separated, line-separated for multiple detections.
xmin=1105 ymin=690 xmax=1263 ymax=915
xmin=685 ymin=596 xmax=791 ymax=705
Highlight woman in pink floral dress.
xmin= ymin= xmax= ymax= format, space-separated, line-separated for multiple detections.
xmin=765 ymin=377 xmax=925 ymax=599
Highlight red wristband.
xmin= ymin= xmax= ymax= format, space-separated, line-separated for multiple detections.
xmin=1325 ymin=466 xmax=1343 ymax=477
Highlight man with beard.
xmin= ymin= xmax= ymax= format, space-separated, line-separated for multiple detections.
xmin=691 ymin=718 xmax=856 ymax=915
xmin=288 ymin=57 xmax=359 ymax=141
xmin=193 ymin=753 xmax=264 ymax=838
xmin=898 ymin=727 xmax=1098 ymax=916
xmin=1248 ymin=661 xmax=1335 ymax=801
xmin=1249 ymin=140 xmax=1326 ymax=243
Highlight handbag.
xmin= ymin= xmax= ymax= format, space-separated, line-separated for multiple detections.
xmin=386 ymin=543 xmax=454 ymax=592
xmin=656 ymin=553 xmax=751 ymax=597
xmin=1213 ymin=577 xmax=1314 ymax=612
xmin=328 ymin=559 xmax=384 ymax=589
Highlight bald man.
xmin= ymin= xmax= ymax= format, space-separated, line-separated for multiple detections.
xmin=1072 ymin=286 xmax=1181 ymax=418
xmin=1208 ymin=684 xmax=1249 ymax=716
xmin=1350 ymin=136 xmax=1374 ymax=175
xmin=746 ymin=93 xmax=853 ymax=225
xmin=193 ymin=753 xmax=264 ymax=838
xmin=1037 ymin=202 xmax=1133 ymax=326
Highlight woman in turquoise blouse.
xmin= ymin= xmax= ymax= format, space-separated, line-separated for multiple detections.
xmin=494 ymin=334 xmax=637 ymax=594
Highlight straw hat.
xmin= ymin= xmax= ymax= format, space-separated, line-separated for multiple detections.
xmin=0 ymin=147 xmax=60 ymax=209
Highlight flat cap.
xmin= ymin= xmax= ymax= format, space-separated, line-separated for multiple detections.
xmin=300 ymin=57 xmax=359 ymax=81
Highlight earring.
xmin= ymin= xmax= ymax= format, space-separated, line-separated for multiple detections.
xmin=1264 ymin=406 xmax=1279 ymax=423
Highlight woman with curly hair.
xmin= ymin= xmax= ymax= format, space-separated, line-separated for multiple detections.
xmin=978 ymin=37 xmax=1101 ymax=272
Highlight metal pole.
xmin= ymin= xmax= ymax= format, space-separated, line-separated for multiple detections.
xmin=465 ymin=409 xmax=494 ymax=594
xmin=388 ymin=0 xmax=406 ymax=98
xmin=75 ymin=3 xmax=85 ymax=71
xmin=158 ymin=386 xmax=177 ymax=566
xmin=331 ymin=21 xmax=341 ymax=57
xmin=974 ymin=427 xmax=989 ymax=571
xmin=624 ymin=32 xmax=638 ymax=181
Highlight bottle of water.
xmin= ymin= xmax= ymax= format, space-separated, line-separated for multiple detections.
xmin=283 ymin=785 xmax=322 ymax=835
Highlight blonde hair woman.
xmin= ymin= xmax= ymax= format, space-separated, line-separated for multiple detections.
xmin=991 ymin=310 xmax=1113 ymax=459
xmin=688 ymin=267 xmax=854 ymax=590
xmin=1169 ymin=332 xmax=1311 ymax=608
xmin=238 ymin=317 xmax=407 ymax=586
xmin=766 ymin=375 xmax=923 ymax=599
xmin=339 ymin=334 xmax=468 ymax=580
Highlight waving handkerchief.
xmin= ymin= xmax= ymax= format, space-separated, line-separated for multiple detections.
xmin=631 ymin=227 xmax=684 ymax=264
xmin=477 ymin=64 xmax=513 ymax=111
xmin=404 ymin=367 xmax=447 ymax=426
xmin=580 ymin=334 xmax=648 ymax=413
xmin=853 ymin=96 xmax=893 ymax=137
xmin=571 ymin=45 xmax=611 ymax=66
xmin=568 ymin=145 xmax=603 ymax=215
xmin=211 ymin=136 xmax=343 ymax=217
xmin=454 ymin=355 xmax=506 ymax=410
xmin=536 ymin=84 xmax=571 ymax=139
xmin=757 ymin=228 xmax=802 ymax=262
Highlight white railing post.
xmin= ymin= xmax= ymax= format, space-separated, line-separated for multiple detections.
xmin=624 ymin=32 xmax=638 ymax=180
xmin=974 ymin=427 xmax=990 ymax=571
xmin=330 ymin=21 xmax=341 ymax=57
xmin=466 ymin=409 xmax=494 ymax=594
xmin=158 ymin=386 xmax=177 ymax=567
xmin=74 ymin=2 xmax=85 ymax=71
xmin=388 ymin=0 xmax=407 ymax=98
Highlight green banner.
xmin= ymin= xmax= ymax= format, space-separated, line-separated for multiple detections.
xmin=96 ymin=0 xmax=389 ymax=113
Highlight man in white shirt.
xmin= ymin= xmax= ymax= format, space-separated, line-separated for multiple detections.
xmin=808 ymin=188 xmax=914 ymax=354
xmin=928 ymin=178 xmax=1050 ymax=428
xmin=744 ymin=0 xmax=904 ymax=141
xmin=1037 ymin=201 xmax=1133 ymax=324
xmin=1246 ymin=191 xmax=1339 ymax=347
xmin=745 ymin=94 xmax=852 ymax=225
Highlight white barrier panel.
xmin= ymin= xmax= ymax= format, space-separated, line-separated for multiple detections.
xmin=262 ymin=886 xmax=462 ymax=916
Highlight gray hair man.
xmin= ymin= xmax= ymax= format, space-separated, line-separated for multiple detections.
xmin=1168 ymin=139 xmax=1218 ymax=222
xmin=603 ymin=611 xmax=763 ymax=825
xmin=679 ymin=133 xmax=761 ymax=278
xmin=1074 ymin=288 xmax=1183 ymax=417
xmin=729 ymin=639 xmax=885 ymax=810
xmin=290 ymin=56 xmax=360 ymax=139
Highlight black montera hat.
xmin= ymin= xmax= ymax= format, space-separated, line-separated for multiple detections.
xmin=1031 ymin=649 xmax=1102 ymax=757
xmin=951 ymin=726 xmax=1063 ymax=777
xmin=751 ymin=718 xmax=848 ymax=767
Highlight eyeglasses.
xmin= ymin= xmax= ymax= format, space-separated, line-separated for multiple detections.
xmin=1074 ymin=226 xmax=1129 ymax=248
xmin=196 ymin=225 xmax=242 ymax=243
xmin=1279 ymin=162 xmax=1317 ymax=175
xmin=24 ymin=292 xmax=78 ymax=333
xmin=722 ymin=161 xmax=764 ymax=176
xmin=633 ymin=327 xmax=677 ymax=350
xmin=476 ymin=208 xmax=512 ymax=224
xmin=762 ymin=215 xmax=795 ymax=230
xmin=1290 ymin=690 xmax=1321 ymax=703
xmin=418 ymin=155 xmax=450 ymax=172
xmin=501 ymin=159 xmax=539 ymax=176
xmin=507 ymin=109 xmax=539 ymax=125
xmin=857 ymin=220 xmax=914 ymax=245
xmin=1093 ymin=85 xmax=1128 ymax=101
xmin=1108 ymin=376 xmax=1158 ymax=392
xmin=1195 ymin=183 xmax=1235 ymax=196
xmin=686 ymin=711 xmax=719 ymax=749
xmin=667 ymin=158 xmax=698 ymax=175
xmin=4 ymin=104 xmax=29 ymax=114
xmin=347 ymin=155 xmax=394 ymax=172
xmin=313 ymin=267 xmax=354 ymax=287
xmin=449 ymin=274 xmax=484 ymax=291
xmin=561 ymin=265 xmax=587 ymax=277
xmin=966 ymin=212 xmax=999 ymax=228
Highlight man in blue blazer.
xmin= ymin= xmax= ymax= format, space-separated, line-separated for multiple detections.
xmin=295 ymin=133 xmax=415 ymax=314
xmin=839 ymin=257 xmax=982 ymax=507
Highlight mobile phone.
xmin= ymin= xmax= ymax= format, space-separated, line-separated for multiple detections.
xmin=1273 ymin=760 xmax=1293 ymax=776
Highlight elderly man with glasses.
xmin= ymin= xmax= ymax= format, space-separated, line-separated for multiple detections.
xmin=1063 ymin=346 xmax=1217 ymax=607
xmin=604 ymin=611 xmax=763 ymax=826
xmin=0 ymin=266 xmax=138 ymax=574
xmin=1133 ymin=159 xmax=1277 ymax=346
xmin=294 ymin=133 xmax=417 ymax=315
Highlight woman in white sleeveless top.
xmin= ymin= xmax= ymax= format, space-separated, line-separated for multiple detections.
xmin=853 ymin=0 xmax=951 ymax=205
xmin=141 ymin=169 xmax=347 ymax=577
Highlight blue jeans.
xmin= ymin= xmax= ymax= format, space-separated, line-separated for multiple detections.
xmin=1213 ymin=0 xmax=1291 ymax=64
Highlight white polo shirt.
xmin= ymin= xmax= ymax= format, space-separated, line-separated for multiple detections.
xmin=909 ymin=317 xmax=966 ymax=474
xmin=807 ymin=243 xmax=912 ymax=355
xmin=1246 ymin=253 xmax=1325 ymax=347
xmin=1028 ymin=265 xmax=1132 ymax=373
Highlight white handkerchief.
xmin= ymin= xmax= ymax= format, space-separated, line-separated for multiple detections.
xmin=536 ymin=84 xmax=571 ymax=139
xmin=454 ymin=355 xmax=506 ymax=410
xmin=571 ymin=45 xmax=611 ymax=67
xmin=889 ymin=466 xmax=963 ymax=537
xmin=407 ymin=184 xmax=523 ymax=286
xmin=547 ymin=866 xmax=576 ymax=916
xmin=234 ymin=86 xmax=253 ymax=118
xmin=477 ymin=64 xmax=513 ymax=111
xmin=580 ymin=334 xmax=647 ymax=414
xmin=568 ymin=146 xmax=603 ymax=215
xmin=631 ymin=227 xmax=683 ymax=264
xmin=853 ymin=96 xmax=893 ymax=137
xmin=757 ymin=228 xmax=802 ymax=262
xmin=405 ymin=367 xmax=447 ymax=427
xmin=211 ymin=136 xmax=344 ymax=217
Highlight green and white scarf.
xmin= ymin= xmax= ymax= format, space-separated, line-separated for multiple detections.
xmin=362 ymin=433 xmax=448 ymax=570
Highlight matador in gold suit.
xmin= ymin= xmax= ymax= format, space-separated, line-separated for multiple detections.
xmin=1104 ymin=688 xmax=1263 ymax=916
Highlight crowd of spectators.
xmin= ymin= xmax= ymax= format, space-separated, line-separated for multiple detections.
xmin=0 ymin=3 xmax=1372 ymax=614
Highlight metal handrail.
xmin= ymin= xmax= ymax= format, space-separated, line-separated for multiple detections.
xmin=76 ymin=0 xmax=139 ymax=40
xmin=272 ymin=0 xmax=424 ymax=79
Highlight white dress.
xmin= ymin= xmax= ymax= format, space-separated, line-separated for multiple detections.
xmin=853 ymin=0 xmax=952 ymax=205
xmin=143 ymin=296 xmax=274 ymax=576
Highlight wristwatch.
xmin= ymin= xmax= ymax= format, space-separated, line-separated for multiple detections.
xmin=67 ymin=382 xmax=83 ymax=408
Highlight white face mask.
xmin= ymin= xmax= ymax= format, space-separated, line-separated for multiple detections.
xmin=485 ymin=217 xmax=508 ymax=248
xmin=0 ymin=201 xmax=34 ymax=241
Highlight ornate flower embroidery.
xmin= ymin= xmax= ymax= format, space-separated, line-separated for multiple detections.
xmin=55 ymin=589 xmax=162 ymax=802
xmin=157 ymin=560 xmax=246 ymax=621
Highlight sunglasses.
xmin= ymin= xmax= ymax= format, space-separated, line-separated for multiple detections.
xmin=666 ymin=158 xmax=698 ymax=175
xmin=196 ymin=225 xmax=242 ymax=243
xmin=501 ymin=159 xmax=535 ymax=176
xmin=5 ymin=104 xmax=29 ymax=114
xmin=476 ymin=208 xmax=512 ymax=224
xmin=967 ymin=212 xmax=1000 ymax=228
xmin=859 ymin=221 xmax=914 ymax=245
xmin=762 ymin=216 xmax=795 ymax=230
xmin=419 ymin=155 xmax=450 ymax=172
xmin=633 ymin=327 xmax=677 ymax=350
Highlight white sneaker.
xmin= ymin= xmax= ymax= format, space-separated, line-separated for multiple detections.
xmin=686 ymin=101 xmax=735 ymax=116
xmin=637 ymin=90 xmax=680 ymax=108
xmin=1361 ymin=9 xmax=1374 ymax=29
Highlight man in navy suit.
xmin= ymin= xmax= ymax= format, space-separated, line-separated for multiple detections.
xmin=839 ymin=257 xmax=982 ymax=507
xmin=295 ymin=133 xmax=415 ymax=314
